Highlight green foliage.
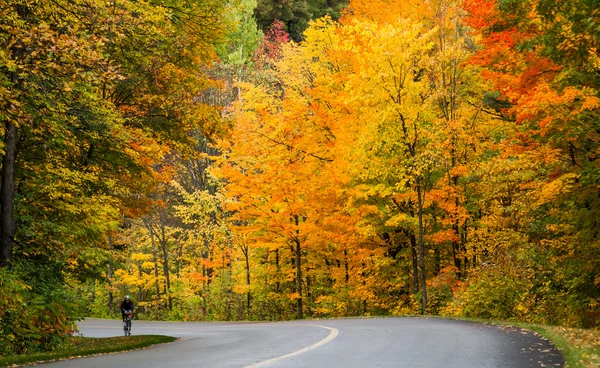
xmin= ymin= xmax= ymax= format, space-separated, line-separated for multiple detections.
xmin=0 ymin=0 xmax=229 ymax=354
xmin=451 ymin=235 xmax=599 ymax=328
xmin=217 ymin=0 xmax=262 ymax=65
xmin=204 ymin=269 xmax=247 ymax=321
xmin=255 ymin=0 xmax=348 ymax=41
xmin=0 ymin=266 xmax=79 ymax=356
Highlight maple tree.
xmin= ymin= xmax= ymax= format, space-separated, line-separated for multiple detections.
xmin=458 ymin=0 xmax=600 ymax=326
xmin=93 ymin=0 xmax=598 ymax=329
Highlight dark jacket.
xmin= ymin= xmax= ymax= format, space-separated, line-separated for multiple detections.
xmin=120 ymin=299 xmax=134 ymax=314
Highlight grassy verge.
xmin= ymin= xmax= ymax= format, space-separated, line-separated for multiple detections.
xmin=0 ymin=335 xmax=177 ymax=367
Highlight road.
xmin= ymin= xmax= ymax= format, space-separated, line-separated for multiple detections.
xmin=40 ymin=317 xmax=563 ymax=367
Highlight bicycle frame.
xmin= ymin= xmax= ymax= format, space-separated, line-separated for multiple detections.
xmin=123 ymin=310 xmax=133 ymax=336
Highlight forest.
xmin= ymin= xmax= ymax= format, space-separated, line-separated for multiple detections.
xmin=1 ymin=0 xmax=599 ymax=356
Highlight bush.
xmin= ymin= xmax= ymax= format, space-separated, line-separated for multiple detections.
xmin=0 ymin=267 xmax=77 ymax=356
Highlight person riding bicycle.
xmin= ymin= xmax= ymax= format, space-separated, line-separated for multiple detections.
xmin=120 ymin=295 xmax=134 ymax=321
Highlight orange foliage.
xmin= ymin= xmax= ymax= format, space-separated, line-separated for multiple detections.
xmin=344 ymin=0 xmax=431 ymax=24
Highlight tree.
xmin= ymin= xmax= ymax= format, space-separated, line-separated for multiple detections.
xmin=0 ymin=0 xmax=228 ymax=352
xmin=255 ymin=0 xmax=348 ymax=41
xmin=461 ymin=0 xmax=600 ymax=326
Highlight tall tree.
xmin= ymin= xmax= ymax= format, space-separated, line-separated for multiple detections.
xmin=462 ymin=0 xmax=600 ymax=325
xmin=255 ymin=0 xmax=348 ymax=41
xmin=0 ymin=0 xmax=228 ymax=352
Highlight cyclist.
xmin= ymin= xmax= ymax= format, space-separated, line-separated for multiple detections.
xmin=120 ymin=295 xmax=134 ymax=322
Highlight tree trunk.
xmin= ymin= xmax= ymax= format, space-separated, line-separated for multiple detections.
xmin=361 ymin=262 xmax=367 ymax=314
xmin=201 ymin=250 xmax=207 ymax=317
xmin=107 ymin=234 xmax=114 ymax=310
xmin=144 ymin=217 xmax=161 ymax=305
xmin=0 ymin=118 xmax=17 ymax=268
xmin=408 ymin=232 xmax=419 ymax=294
xmin=344 ymin=249 xmax=349 ymax=284
xmin=295 ymin=238 xmax=303 ymax=319
xmin=434 ymin=246 xmax=441 ymax=276
xmin=416 ymin=179 xmax=427 ymax=314
xmin=294 ymin=215 xmax=303 ymax=319
xmin=306 ymin=272 xmax=312 ymax=317
xmin=91 ymin=278 xmax=96 ymax=304
xmin=159 ymin=209 xmax=172 ymax=310
xmin=161 ymin=239 xmax=172 ymax=310
xmin=0 ymin=4 xmax=27 ymax=269
xmin=462 ymin=218 xmax=469 ymax=274
xmin=176 ymin=240 xmax=183 ymax=279
xmin=275 ymin=248 xmax=280 ymax=292
xmin=452 ymin=176 xmax=463 ymax=279
xmin=241 ymin=244 xmax=251 ymax=312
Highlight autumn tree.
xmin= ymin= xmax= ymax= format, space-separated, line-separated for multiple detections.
xmin=459 ymin=0 xmax=600 ymax=326
xmin=0 ymin=0 xmax=228 ymax=352
xmin=255 ymin=0 xmax=348 ymax=41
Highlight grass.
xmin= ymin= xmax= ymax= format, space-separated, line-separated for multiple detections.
xmin=0 ymin=335 xmax=177 ymax=367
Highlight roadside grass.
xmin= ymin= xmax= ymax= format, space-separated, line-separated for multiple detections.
xmin=0 ymin=335 xmax=177 ymax=367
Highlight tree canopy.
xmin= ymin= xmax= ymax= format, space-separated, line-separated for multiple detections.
xmin=1 ymin=0 xmax=599 ymax=356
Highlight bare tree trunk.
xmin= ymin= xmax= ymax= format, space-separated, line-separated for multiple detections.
xmin=361 ymin=262 xmax=367 ymax=314
xmin=462 ymin=218 xmax=469 ymax=274
xmin=344 ymin=249 xmax=349 ymax=284
xmin=452 ymin=175 xmax=463 ymax=279
xmin=416 ymin=179 xmax=427 ymax=314
xmin=295 ymin=238 xmax=303 ymax=319
xmin=91 ymin=278 xmax=96 ymax=304
xmin=143 ymin=217 xmax=161 ymax=306
xmin=275 ymin=249 xmax=280 ymax=292
xmin=0 ymin=4 xmax=27 ymax=269
xmin=201 ymin=236 xmax=210 ymax=318
xmin=294 ymin=215 xmax=302 ymax=320
xmin=407 ymin=232 xmax=419 ymax=294
xmin=159 ymin=209 xmax=172 ymax=311
xmin=176 ymin=240 xmax=183 ymax=279
xmin=306 ymin=272 xmax=312 ymax=317
xmin=0 ymin=120 xmax=17 ymax=268
xmin=107 ymin=234 xmax=114 ymax=310
xmin=240 ymin=243 xmax=251 ymax=312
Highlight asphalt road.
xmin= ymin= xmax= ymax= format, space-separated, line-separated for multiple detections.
xmin=40 ymin=317 xmax=563 ymax=368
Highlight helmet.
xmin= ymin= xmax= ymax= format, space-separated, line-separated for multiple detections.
xmin=125 ymin=295 xmax=130 ymax=300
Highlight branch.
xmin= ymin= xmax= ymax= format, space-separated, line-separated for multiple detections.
xmin=250 ymin=129 xmax=333 ymax=162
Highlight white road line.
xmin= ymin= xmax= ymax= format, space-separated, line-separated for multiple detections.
xmin=244 ymin=325 xmax=339 ymax=368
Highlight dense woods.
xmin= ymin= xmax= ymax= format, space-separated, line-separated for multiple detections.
xmin=1 ymin=0 xmax=598 ymax=356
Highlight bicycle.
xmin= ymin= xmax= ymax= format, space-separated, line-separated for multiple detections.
xmin=123 ymin=310 xmax=133 ymax=336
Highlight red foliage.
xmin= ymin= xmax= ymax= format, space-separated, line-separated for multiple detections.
xmin=253 ymin=19 xmax=291 ymax=65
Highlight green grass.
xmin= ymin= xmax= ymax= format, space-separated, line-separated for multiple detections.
xmin=0 ymin=335 xmax=177 ymax=367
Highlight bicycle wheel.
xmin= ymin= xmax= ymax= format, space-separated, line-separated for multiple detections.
xmin=126 ymin=319 xmax=131 ymax=336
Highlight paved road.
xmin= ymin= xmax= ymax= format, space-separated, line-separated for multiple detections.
xmin=41 ymin=317 xmax=563 ymax=368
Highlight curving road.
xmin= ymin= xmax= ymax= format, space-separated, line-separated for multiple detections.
xmin=41 ymin=317 xmax=563 ymax=367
